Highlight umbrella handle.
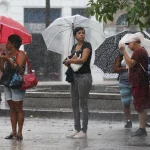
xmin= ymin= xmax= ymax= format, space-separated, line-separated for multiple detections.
xmin=72 ymin=23 xmax=76 ymax=47
xmin=72 ymin=23 xmax=74 ymax=31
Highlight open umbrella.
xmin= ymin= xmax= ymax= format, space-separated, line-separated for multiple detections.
xmin=0 ymin=16 xmax=32 ymax=44
xmin=94 ymin=30 xmax=150 ymax=73
xmin=42 ymin=14 xmax=105 ymax=56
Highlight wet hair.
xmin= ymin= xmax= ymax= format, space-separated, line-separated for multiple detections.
xmin=73 ymin=27 xmax=85 ymax=36
xmin=8 ymin=34 xmax=22 ymax=49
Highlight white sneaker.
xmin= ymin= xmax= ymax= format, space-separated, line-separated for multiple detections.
xmin=73 ymin=131 xmax=87 ymax=139
xmin=66 ymin=130 xmax=79 ymax=138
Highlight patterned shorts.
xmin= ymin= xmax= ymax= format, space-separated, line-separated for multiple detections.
xmin=119 ymin=83 xmax=133 ymax=105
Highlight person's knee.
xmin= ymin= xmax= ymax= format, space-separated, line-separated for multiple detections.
xmin=16 ymin=107 xmax=23 ymax=113
xmin=14 ymin=102 xmax=23 ymax=113
xmin=80 ymin=100 xmax=88 ymax=109
xmin=72 ymin=102 xmax=79 ymax=109
xmin=10 ymin=107 xmax=16 ymax=113
xmin=7 ymin=100 xmax=16 ymax=112
xmin=138 ymin=109 xmax=147 ymax=114
xmin=124 ymin=104 xmax=130 ymax=109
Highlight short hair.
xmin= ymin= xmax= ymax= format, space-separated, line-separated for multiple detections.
xmin=8 ymin=34 xmax=22 ymax=49
xmin=73 ymin=27 xmax=85 ymax=36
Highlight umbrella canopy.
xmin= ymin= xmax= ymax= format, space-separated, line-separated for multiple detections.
xmin=42 ymin=14 xmax=105 ymax=56
xmin=0 ymin=16 xmax=32 ymax=44
xmin=94 ymin=30 xmax=150 ymax=73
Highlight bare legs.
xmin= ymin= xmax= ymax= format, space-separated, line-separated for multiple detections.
xmin=124 ymin=104 xmax=131 ymax=120
xmin=7 ymin=100 xmax=24 ymax=137
xmin=138 ymin=109 xmax=147 ymax=128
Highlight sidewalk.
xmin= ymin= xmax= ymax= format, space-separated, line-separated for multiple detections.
xmin=0 ymin=117 xmax=150 ymax=150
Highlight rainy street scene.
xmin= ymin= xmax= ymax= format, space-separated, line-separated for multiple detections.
xmin=0 ymin=0 xmax=150 ymax=150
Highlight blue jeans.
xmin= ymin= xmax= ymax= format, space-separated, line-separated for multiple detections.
xmin=71 ymin=73 xmax=92 ymax=133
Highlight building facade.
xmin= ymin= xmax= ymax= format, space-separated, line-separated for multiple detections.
xmin=0 ymin=0 xmax=131 ymax=83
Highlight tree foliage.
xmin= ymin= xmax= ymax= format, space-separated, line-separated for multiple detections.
xmin=85 ymin=0 xmax=150 ymax=30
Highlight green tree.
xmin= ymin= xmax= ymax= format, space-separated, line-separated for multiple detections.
xmin=86 ymin=0 xmax=150 ymax=30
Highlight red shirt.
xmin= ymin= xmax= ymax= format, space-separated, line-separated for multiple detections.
xmin=129 ymin=47 xmax=149 ymax=87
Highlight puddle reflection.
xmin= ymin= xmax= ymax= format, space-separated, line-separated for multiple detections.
xmin=71 ymin=139 xmax=88 ymax=150
xmin=10 ymin=140 xmax=24 ymax=150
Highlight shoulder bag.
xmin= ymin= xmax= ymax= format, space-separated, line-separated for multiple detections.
xmin=20 ymin=57 xmax=38 ymax=90
xmin=0 ymin=62 xmax=16 ymax=87
xmin=9 ymin=65 xmax=23 ymax=89
xmin=70 ymin=54 xmax=83 ymax=72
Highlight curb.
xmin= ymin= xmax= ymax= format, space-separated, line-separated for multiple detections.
xmin=0 ymin=108 xmax=138 ymax=121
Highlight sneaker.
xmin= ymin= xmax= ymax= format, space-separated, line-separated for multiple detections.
xmin=66 ymin=130 xmax=79 ymax=138
xmin=131 ymin=128 xmax=147 ymax=137
xmin=124 ymin=120 xmax=132 ymax=128
xmin=73 ymin=131 xmax=87 ymax=139
xmin=146 ymin=123 xmax=150 ymax=127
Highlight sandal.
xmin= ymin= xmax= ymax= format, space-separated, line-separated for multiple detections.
xmin=13 ymin=135 xmax=23 ymax=141
xmin=5 ymin=133 xmax=15 ymax=139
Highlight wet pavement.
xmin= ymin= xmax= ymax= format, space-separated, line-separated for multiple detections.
xmin=1 ymin=117 xmax=150 ymax=150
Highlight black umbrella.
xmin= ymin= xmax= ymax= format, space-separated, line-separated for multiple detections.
xmin=94 ymin=31 xmax=150 ymax=73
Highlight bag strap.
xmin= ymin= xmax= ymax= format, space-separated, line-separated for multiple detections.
xmin=26 ymin=57 xmax=33 ymax=74
xmin=139 ymin=62 xmax=146 ymax=73
xmin=16 ymin=51 xmax=33 ymax=74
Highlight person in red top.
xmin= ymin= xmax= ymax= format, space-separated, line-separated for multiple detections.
xmin=120 ymin=32 xmax=150 ymax=137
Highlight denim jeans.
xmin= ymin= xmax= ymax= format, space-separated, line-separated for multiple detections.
xmin=71 ymin=73 xmax=92 ymax=133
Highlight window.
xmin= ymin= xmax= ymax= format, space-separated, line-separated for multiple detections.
xmin=72 ymin=8 xmax=89 ymax=18
xmin=24 ymin=8 xmax=61 ymax=23
xmin=24 ymin=8 xmax=62 ymax=81
xmin=116 ymin=14 xmax=127 ymax=26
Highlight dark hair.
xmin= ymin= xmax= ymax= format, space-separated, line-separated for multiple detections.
xmin=8 ymin=34 xmax=22 ymax=49
xmin=73 ymin=27 xmax=85 ymax=36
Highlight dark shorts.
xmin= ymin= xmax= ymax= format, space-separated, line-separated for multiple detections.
xmin=132 ymin=86 xmax=150 ymax=112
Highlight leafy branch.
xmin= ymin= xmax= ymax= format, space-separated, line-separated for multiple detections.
xmin=85 ymin=0 xmax=150 ymax=31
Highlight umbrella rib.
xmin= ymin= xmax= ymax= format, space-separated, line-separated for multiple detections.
xmin=73 ymin=18 xmax=105 ymax=37
xmin=48 ymin=27 xmax=72 ymax=48
xmin=0 ymin=23 xmax=31 ymax=36
xmin=73 ymin=16 xmax=78 ymax=26
xmin=73 ymin=18 xmax=105 ymax=38
xmin=67 ymin=29 xmax=73 ymax=55
xmin=64 ymin=18 xmax=72 ymax=26
xmin=50 ymin=24 xmax=71 ymax=28
xmin=75 ymin=18 xmax=89 ymax=27
xmin=81 ymin=26 xmax=105 ymax=38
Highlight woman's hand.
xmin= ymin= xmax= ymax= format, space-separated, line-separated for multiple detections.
xmin=0 ymin=54 xmax=9 ymax=61
xmin=120 ymin=46 xmax=125 ymax=51
xmin=64 ymin=59 xmax=72 ymax=66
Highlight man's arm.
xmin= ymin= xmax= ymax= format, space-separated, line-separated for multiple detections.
xmin=120 ymin=47 xmax=137 ymax=68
